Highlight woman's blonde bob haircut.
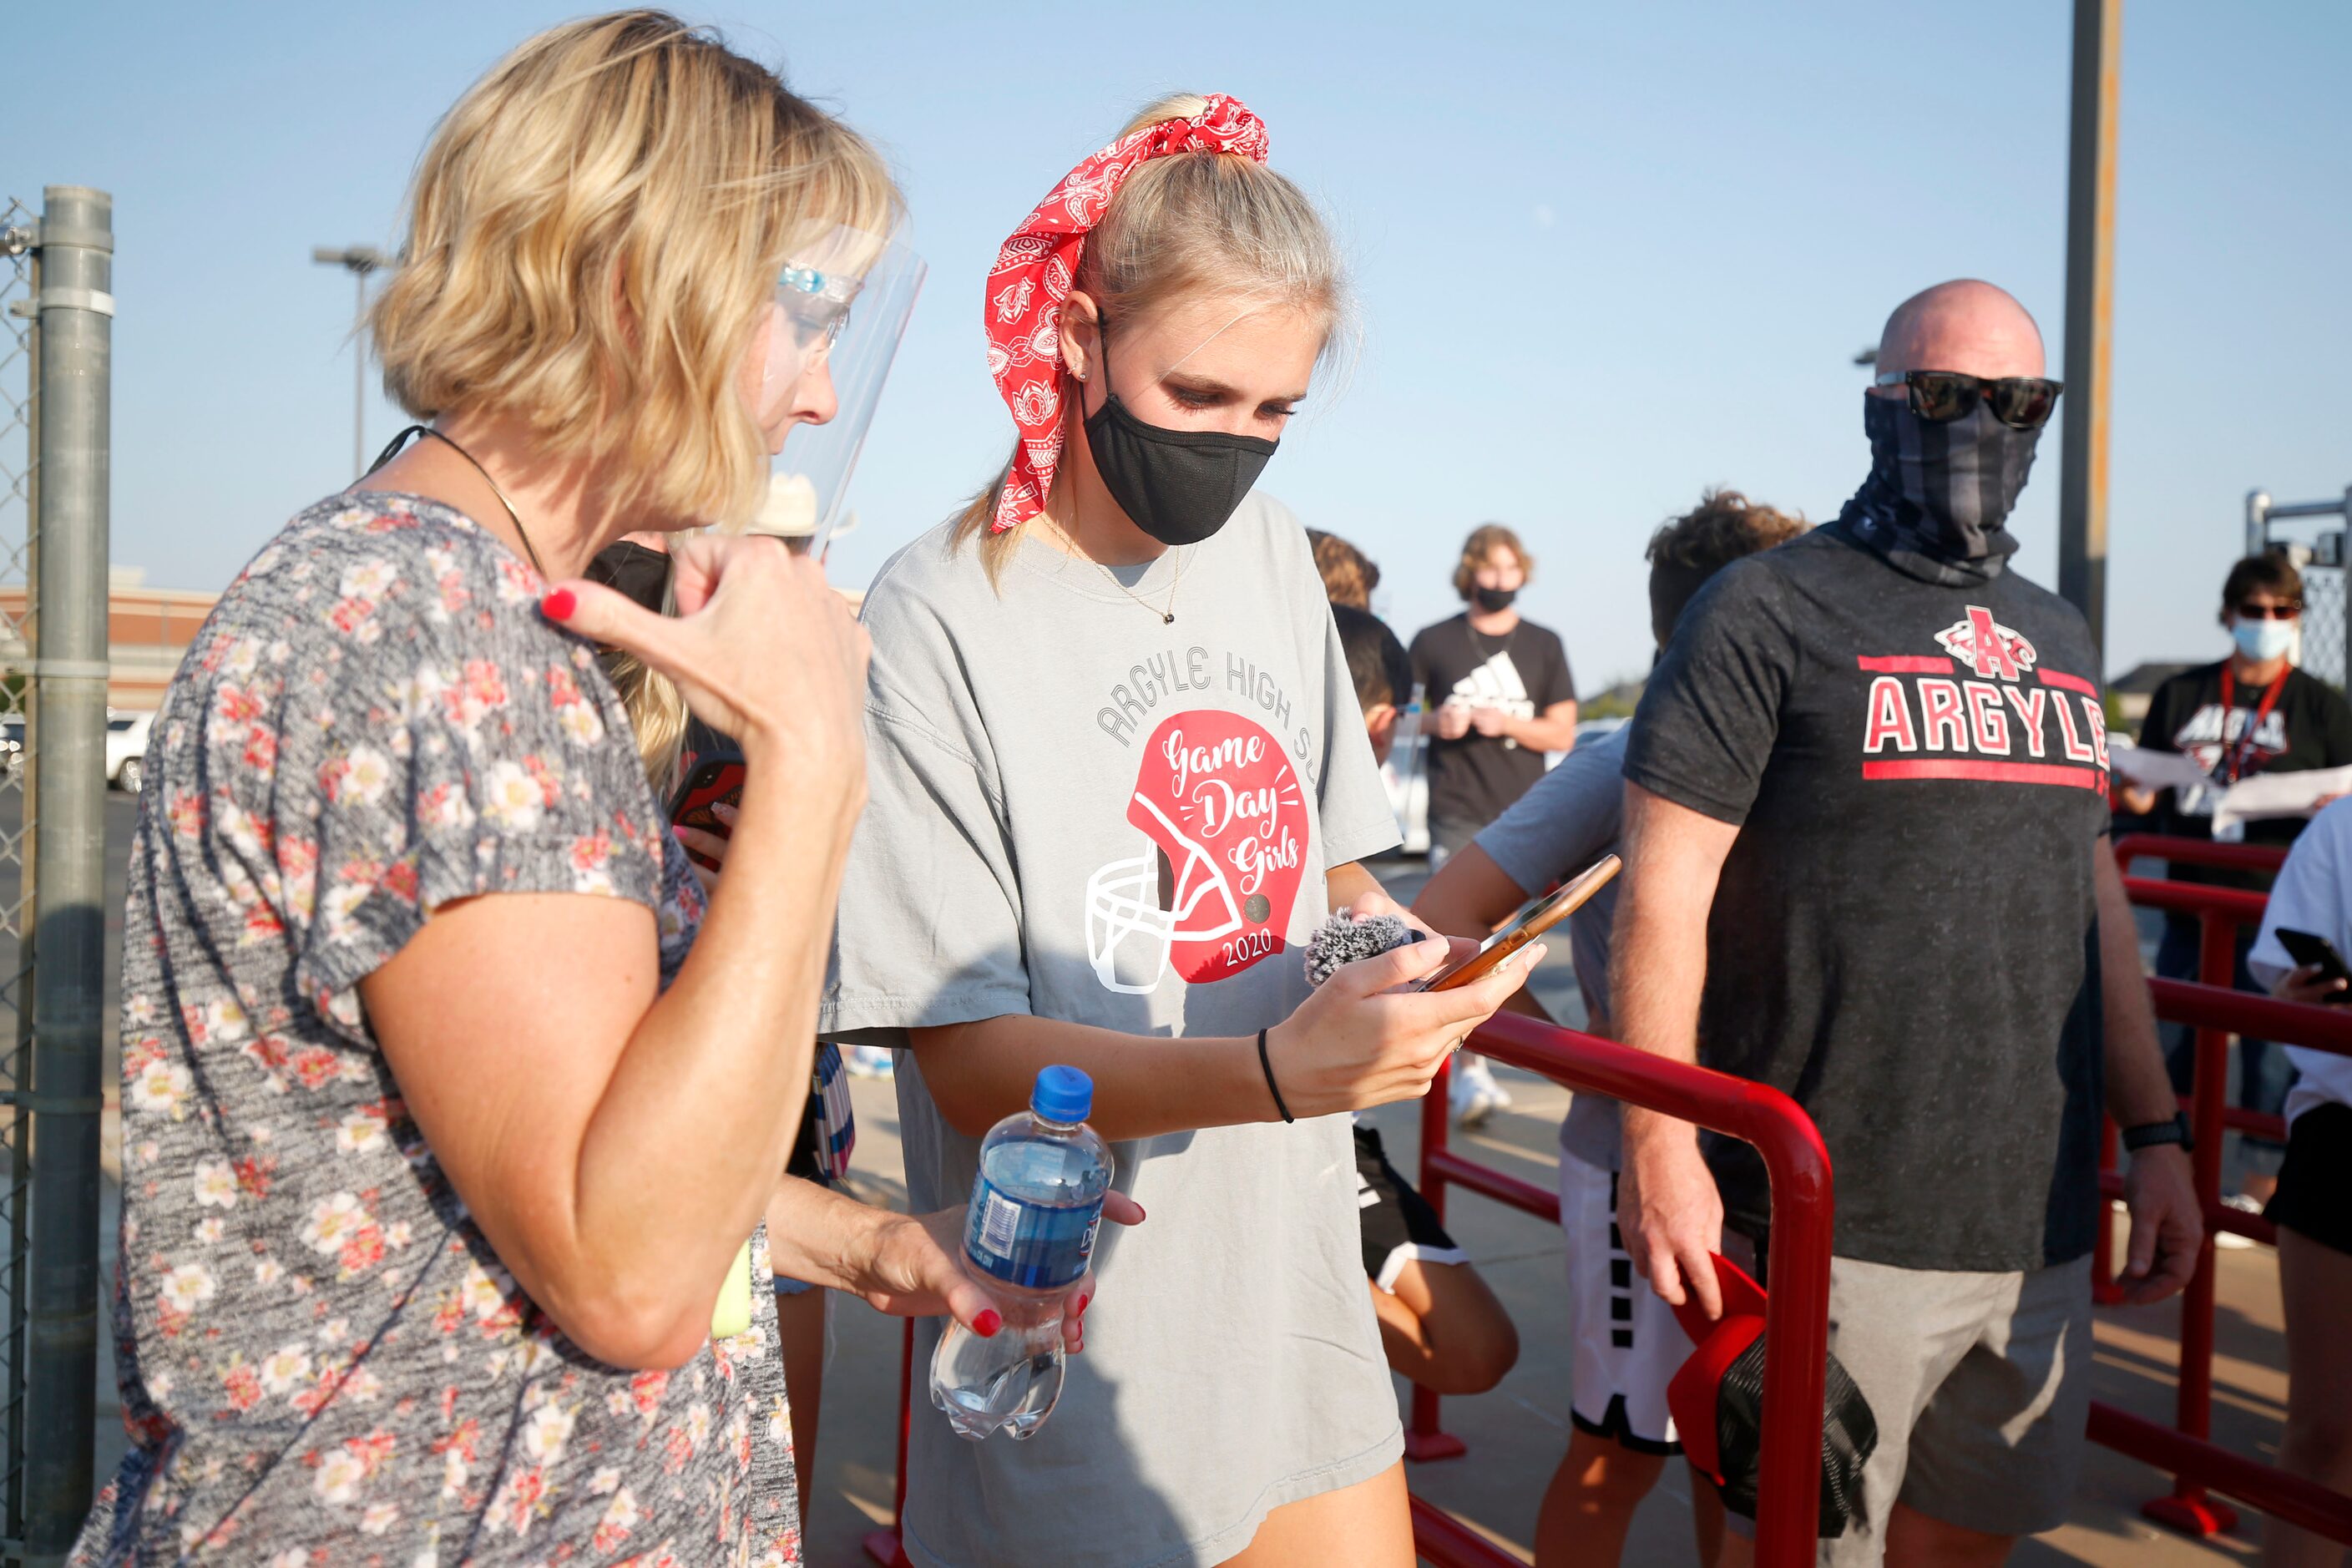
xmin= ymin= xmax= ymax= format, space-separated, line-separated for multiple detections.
xmin=951 ymin=94 xmax=1348 ymax=584
xmin=372 ymin=10 xmax=898 ymax=530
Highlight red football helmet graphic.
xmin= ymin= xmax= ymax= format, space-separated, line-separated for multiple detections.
xmin=1085 ymin=710 xmax=1308 ymax=993
xmin=1934 ymin=605 xmax=2038 ymax=680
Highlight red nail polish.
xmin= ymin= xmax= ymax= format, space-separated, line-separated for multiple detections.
xmin=974 ymin=1309 xmax=1002 ymax=1338
xmin=1076 ymin=1292 xmax=1092 ymax=1318
xmin=542 ymin=587 xmax=577 ymax=621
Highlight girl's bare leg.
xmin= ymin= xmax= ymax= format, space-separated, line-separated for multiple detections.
xmin=777 ymin=1286 xmax=827 ymax=1525
xmin=1225 ymin=1459 xmax=1413 ymax=1568
xmin=2265 ymin=1227 xmax=2352 ymax=1568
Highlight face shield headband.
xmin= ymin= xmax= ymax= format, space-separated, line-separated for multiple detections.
xmin=980 ymin=94 xmax=1269 ymax=534
xmin=751 ymin=220 xmax=928 ymax=554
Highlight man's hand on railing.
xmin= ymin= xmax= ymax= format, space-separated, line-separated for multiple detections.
xmin=1618 ymin=1117 xmax=1727 ymax=1321
xmin=2117 ymin=1144 xmax=2199 ymax=1305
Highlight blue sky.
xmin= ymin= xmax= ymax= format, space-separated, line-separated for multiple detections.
xmin=8 ymin=1 xmax=2349 ymax=690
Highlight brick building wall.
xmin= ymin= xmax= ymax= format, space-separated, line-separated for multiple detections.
xmin=0 ymin=575 xmax=219 ymax=711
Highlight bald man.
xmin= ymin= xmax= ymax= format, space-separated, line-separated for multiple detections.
xmin=1609 ymin=281 xmax=2199 ymax=1565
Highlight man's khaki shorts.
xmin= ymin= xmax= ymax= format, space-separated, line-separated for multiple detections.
xmin=1723 ymin=1242 xmax=2092 ymax=1565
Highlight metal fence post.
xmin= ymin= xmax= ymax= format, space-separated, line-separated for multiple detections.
xmin=22 ymin=185 xmax=109 ymax=1567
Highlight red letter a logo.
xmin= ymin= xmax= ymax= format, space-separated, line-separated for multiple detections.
xmin=1964 ymin=605 xmax=2021 ymax=680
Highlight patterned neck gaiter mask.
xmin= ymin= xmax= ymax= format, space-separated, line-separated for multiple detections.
xmin=1834 ymin=393 xmax=2040 ymax=587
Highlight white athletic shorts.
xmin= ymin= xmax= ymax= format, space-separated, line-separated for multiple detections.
xmin=1560 ymin=1149 xmax=1688 ymax=1453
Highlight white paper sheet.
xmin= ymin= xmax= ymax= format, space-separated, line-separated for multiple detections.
xmin=2107 ymin=743 xmax=2218 ymax=794
xmin=2210 ymin=764 xmax=2352 ymax=839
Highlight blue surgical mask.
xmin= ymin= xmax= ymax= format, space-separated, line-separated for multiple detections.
xmin=2232 ymin=617 xmax=2295 ymax=663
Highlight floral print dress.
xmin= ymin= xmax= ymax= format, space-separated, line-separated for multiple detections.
xmin=71 ymin=493 xmax=800 ymax=1566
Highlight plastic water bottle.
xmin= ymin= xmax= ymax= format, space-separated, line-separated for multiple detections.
xmin=928 ymin=1065 xmax=1114 ymax=1441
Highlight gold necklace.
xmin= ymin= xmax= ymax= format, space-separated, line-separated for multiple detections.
xmin=1048 ymin=515 xmax=1186 ymax=625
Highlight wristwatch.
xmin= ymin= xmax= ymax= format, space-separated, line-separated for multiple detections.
xmin=2121 ymin=1113 xmax=2193 ymax=1155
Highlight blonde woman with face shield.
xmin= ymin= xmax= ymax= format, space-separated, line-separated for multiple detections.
xmin=824 ymin=96 xmax=1538 ymax=1568
xmin=74 ymin=15 xmax=1130 ymax=1564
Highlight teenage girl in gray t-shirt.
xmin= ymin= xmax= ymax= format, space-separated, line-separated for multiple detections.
xmin=822 ymin=95 xmax=1538 ymax=1568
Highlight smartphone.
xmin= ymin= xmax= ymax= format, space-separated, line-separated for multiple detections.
xmin=669 ymin=749 xmax=746 ymax=870
xmin=2274 ymin=928 xmax=2352 ymax=1004
xmin=1416 ymin=852 xmax=1622 ymax=993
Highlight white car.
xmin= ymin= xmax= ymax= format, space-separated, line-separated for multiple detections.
xmin=107 ymin=711 xmax=154 ymax=793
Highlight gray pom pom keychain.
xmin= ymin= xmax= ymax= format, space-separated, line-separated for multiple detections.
xmin=1302 ymin=912 xmax=1424 ymax=989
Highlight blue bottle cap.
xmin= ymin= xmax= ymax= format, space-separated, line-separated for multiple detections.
xmin=1030 ymin=1065 xmax=1093 ymax=1124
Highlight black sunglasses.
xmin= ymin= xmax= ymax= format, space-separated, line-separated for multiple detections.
xmin=2234 ymin=600 xmax=2302 ymax=620
xmin=1874 ymin=370 xmax=2063 ymax=430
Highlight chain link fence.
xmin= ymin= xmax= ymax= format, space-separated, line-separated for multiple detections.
xmin=2250 ymin=493 xmax=2352 ymax=690
xmin=2300 ymin=564 xmax=2345 ymax=691
xmin=0 ymin=195 xmax=38 ymax=1560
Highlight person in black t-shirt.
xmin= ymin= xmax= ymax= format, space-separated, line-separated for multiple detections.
xmin=1410 ymin=524 xmax=1580 ymax=863
xmin=2119 ymin=554 xmax=2352 ymax=1213
xmin=1614 ymin=281 xmax=2199 ymax=1566
xmin=1411 ymin=524 xmax=1579 ymax=1124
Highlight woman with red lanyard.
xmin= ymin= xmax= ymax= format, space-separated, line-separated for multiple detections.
xmin=822 ymin=96 xmax=1539 ymax=1566
xmin=2121 ymin=554 xmax=2352 ymax=1212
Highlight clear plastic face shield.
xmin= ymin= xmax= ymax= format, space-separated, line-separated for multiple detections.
xmin=746 ymin=220 xmax=926 ymax=556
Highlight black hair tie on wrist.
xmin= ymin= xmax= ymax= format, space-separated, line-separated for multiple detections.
xmin=1257 ymin=1027 xmax=1294 ymax=1124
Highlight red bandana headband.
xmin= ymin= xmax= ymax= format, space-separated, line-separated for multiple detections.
xmin=984 ymin=94 xmax=1271 ymax=533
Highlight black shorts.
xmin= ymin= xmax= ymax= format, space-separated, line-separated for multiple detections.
xmin=1355 ymin=1125 xmax=1467 ymax=1291
xmin=2267 ymin=1101 xmax=2352 ymax=1257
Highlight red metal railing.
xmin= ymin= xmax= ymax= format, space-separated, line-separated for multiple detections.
xmin=2102 ymin=833 xmax=2352 ymax=1545
xmin=1410 ymin=1010 xmax=1836 ymax=1568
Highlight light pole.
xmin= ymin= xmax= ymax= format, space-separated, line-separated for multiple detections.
xmin=2057 ymin=0 xmax=2121 ymax=667
xmin=311 ymin=245 xmax=389 ymax=478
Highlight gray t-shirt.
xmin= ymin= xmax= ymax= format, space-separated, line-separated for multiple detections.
xmin=821 ymin=495 xmax=1404 ymax=1568
xmin=1472 ymin=722 xmax=1630 ymax=1169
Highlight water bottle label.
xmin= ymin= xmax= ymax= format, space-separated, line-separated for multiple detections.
xmin=964 ymin=1176 xmax=1102 ymax=1291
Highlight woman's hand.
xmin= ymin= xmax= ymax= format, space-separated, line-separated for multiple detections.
xmin=845 ymin=1193 xmax=1146 ymax=1354
xmin=1267 ymin=933 xmax=1547 ymax=1119
xmin=548 ymin=535 xmax=868 ymax=802
xmin=2272 ymin=961 xmax=2349 ymax=1007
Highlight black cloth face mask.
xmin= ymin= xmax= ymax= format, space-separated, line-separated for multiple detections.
xmin=1834 ymin=392 xmax=2041 ymax=587
xmin=1471 ymin=585 xmax=1517 ymax=613
xmin=1082 ymin=330 xmax=1278 ymax=548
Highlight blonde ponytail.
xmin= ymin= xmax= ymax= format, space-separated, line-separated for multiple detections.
xmin=611 ymin=646 xmax=690 ymax=792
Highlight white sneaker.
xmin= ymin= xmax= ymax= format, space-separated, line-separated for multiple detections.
xmin=2214 ymin=1191 xmax=2261 ymax=1250
xmin=1450 ymin=1055 xmax=1511 ymax=1127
